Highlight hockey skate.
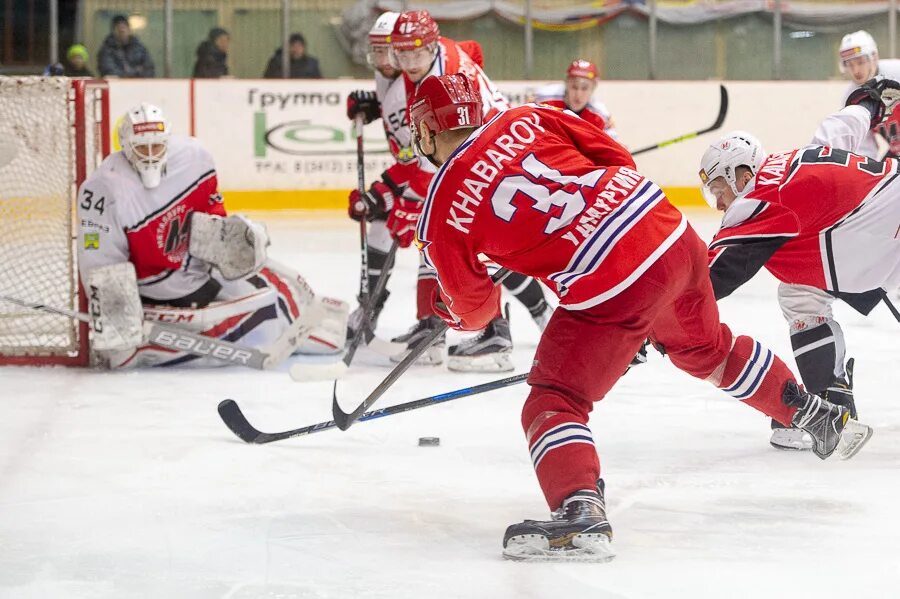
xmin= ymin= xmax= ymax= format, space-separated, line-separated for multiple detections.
xmin=770 ymin=359 xmax=857 ymax=451
xmin=503 ymin=481 xmax=615 ymax=563
xmin=783 ymin=381 xmax=872 ymax=460
xmin=390 ymin=315 xmax=445 ymax=366
xmin=447 ymin=316 xmax=513 ymax=373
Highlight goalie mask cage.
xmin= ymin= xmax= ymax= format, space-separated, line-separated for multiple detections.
xmin=0 ymin=77 xmax=110 ymax=366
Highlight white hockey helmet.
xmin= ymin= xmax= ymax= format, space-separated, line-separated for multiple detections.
xmin=839 ymin=30 xmax=878 ymax=72
xmin=698 ymin=131 xmax=766 ymax=209
xmin=367 ymin=12 xmax=400 ymax=70
xmin=118 ymin=103 xmax=170 ymax=189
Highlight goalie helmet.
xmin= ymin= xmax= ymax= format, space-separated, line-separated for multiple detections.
xmin=698 ymin=131 xmax=766 ymax=209
xmin=567 ymin=59 xmax=598 ymax=81
xmin=839 ymin=30 xmax=878 ymax=71
xmin=118 ymin=103 xmax=170 ymax=189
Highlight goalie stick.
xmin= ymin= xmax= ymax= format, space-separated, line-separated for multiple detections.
xmin=332 ymin=268 xmax=513 ymax=431
xmin=218 ymin=372 xmax=528 ymax=444
xmin=631 ymin=84 xmax=729 ymax=156
xmin=289 ymin=241 xmax=401 ymax=381
xmin=0 ymin=294 xmax=305 ymax=369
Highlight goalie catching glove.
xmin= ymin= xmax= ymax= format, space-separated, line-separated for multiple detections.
xmin=189 ymin=213 xmax=269 ymax=280
xmin=386 ymin=197 xmax=423 ymax=248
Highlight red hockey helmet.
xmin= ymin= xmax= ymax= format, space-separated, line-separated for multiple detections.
xmin=410 ymin=74 xmax=483 ymax=143
xmin=390 ymin=10 xmax=440 ymax=51
xmin=875 ymin=108 xmax=900 ymax=157
xmin=566 ymin=59 xmax=598 ymax=81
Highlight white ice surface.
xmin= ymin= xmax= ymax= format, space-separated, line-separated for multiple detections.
xmin=1 ymin=211 xmax=898 ymax=599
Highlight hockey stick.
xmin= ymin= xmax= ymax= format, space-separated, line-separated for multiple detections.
xmin=288 ymin=240 xmax=401 ymax=381
xmin=332 ymin=268 xmax=513 ymax=431
xmin=631 ymin=84 xmax=729 ymax=156
xmin=0 ymin=294 xmax=305 ymax=370
xmin=883 ymin=291 xmax=900 ymax=323
xmin=218 ymin=372 xmax=529 ymax=444
xmin=355 ymin=114 xmax=370 ymax=305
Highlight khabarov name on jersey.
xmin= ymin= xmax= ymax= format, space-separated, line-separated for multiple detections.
xmin=447 ymin=111 xmax=546 ymax=234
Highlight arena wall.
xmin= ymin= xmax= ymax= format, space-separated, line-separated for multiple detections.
xmin=107 ymin=79 xmax=853 ymax=211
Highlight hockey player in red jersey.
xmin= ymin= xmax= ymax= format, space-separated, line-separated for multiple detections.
xmin=77 ymin=103 xmax=347 ymax=368
xmin=534 ymin=59 xmax=618 ymax=140
xmin=385 ymin=9 xmax=553 ymax=373
xmin=410 ymin=74 xmax=873 ymax=562
xmin=700 ymin=79 xmax=900 ymax=449
xmin=343 ymin=12 xmax=439 ymax=362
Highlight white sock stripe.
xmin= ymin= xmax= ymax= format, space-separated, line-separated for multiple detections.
xmin=508 ymin=277 xmax=532 ymax=295
xmin=533 ymin=437 xmax=595 ymax=469
xmin=723 ymin=341 xmax=762 ymax=394
xmin=529 ymin=423 xmax=592 ymax=458
xmin=793 ymin=336 xmax=835 ymax=357
xmin=731 ymin=348 xmax=774 ymax=400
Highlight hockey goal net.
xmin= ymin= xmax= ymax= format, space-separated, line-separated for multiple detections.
xmin=0 ymin=77 xmax=110 ymax=366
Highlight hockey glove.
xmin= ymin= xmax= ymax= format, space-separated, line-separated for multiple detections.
xmin=346 ymin=90 xmax=381 ymax=124
xmin=386 ymin=197 xmax=423 ymax=248
xmin=845 ymin=78 xmax=900 ymax=128
xmin=431 ymin=287 xmax=463 ymax=330
xmin=348 ymin=180 xmax=394 ymax=222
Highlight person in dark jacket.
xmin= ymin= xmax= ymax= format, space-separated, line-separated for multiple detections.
xmin=97 ymin=15 xmax=155 ymax=78
xmin=263 ymin=33 xmax=322 ymax=79
xmin=193 ymin=28 xmax=230 ymax=78
xmin=63 ymin=44 xmax=95 ymax=77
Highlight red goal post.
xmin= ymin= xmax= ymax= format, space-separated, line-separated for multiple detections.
xmin=0 ymin=77 xmax=110 ymax=366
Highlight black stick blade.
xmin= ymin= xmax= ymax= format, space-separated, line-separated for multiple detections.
xmin=218 ymin=399 xmax=264 ymax=443
xmin=331 ymin=381 xmax=354 ymax=431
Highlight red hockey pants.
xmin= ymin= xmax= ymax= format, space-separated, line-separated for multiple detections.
xmin=523 ymin=224 xmax=799 ymax=509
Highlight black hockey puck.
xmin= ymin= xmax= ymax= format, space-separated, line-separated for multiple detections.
xmin=418 ymin=436 xmax=440 ymax=447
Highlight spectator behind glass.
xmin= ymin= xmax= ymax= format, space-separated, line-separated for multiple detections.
xmin=64 ymin=44 xmax=94 ymax=77
xmin=98 ymin=14 xmax=155 ymax=78
xmin=193 ymin=28 xmax=230 ymax=78
xmin=263 ymin=33 xmax=322 ymax=79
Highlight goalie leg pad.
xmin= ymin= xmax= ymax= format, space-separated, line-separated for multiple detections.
xmin=85 ymin=262 xmax=144 ymax=352
xmin=189 ymin=213 xmax=269 ymax=280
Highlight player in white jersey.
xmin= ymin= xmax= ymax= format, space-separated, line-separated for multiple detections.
xmin=701 ymin=79 xmax=900 ymax=450
xmin=838 ymin=30 xmax=900 ymax=157
xmin=78 ymin=103 xmax=347 ymax=368
xmin=385 ymin=9 xmax=553 ymax=372
xmin=533 ymin=59 xmax=618 ymax=140
xmin=343 ymin=12 xmax=444 ymax=363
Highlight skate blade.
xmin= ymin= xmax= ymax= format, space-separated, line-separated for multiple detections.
xmin=836 ymin=419 xmax=874 ymax=460
xmin=447 ymin=352 xmax=513 ymax=373
xmin=769 ymin=428 xmax=812 ymax=451
xmin=502 ymin=533 xmax=615 ymax=563
xmin=390 ymin=344 xmax=444 ymax=366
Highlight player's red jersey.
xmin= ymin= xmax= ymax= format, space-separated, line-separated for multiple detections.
xmin=416 ymin=104 xmax=687 ymax=330
xmin=709 ymin=145 xmax=900 ymax=297
xmin=537 ymin=99 xmax=611 ymax=136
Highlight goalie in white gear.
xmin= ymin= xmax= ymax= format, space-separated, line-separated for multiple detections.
xmin=77 ymin=103 xmax=347 ymax=368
